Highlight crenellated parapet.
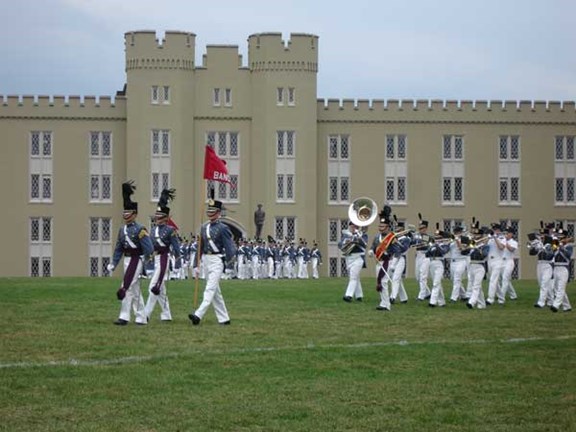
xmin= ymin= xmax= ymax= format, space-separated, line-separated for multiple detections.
xmin=248 ymin=32 xmax=319 ymax=73
xmin=0 ymin=94 xmax=126 ymax=119
xmin=200 ymin=45 xmax=246 ymax=70
xmin=125 ymin=30 xmax=195 ymax=71
xmin=317 ymin=98 xmax=576 ymax=124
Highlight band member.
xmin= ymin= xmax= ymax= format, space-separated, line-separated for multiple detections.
xmin=189 ymin=199 xmax=236 ymax=326
xmin=528 ymin=229 xmax=555 ymax=308
xmin=461 ymin=228 xmax=490 ymax=309
xmin=339 ymin=221 xmax=367 ymax=302
xmin=145 ymin=188 xmax=180 ymax=322
xmin=107 ymin=181 xmax=154 ymax=326
xmin=389 ymin=220 xmax=409 ymax=304
xmin=426 ymin=229 xmax=451 ymax=307
xmin=412 ymin=217 xmax=431 ymax=301
xmin=501 ymin=226 xmax=519 ymax=302
xmin=449 ymin=226 xmax=467 ymax=302
xmin=486 ymin=224 xmax=506 ymax=305
xmin=550 ymin=230 xmax=573 ymax=313
xmin=369 ymin=215 xmax=410 ymax=311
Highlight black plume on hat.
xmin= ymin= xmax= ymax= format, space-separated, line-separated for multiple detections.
xmin=379 ymin=204 xmax=392 ymax=224
xmin=122 ymin=180 xmax=138 ymax=212
xmin=156 ymin=188 xmax=176 ymax=216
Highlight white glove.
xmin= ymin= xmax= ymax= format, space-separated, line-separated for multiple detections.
xmin=367 ymin=250 xmax=374 ymax=258
xmin=106 ymin=263 xmax=115 ymax=272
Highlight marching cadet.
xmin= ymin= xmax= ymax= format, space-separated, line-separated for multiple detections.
xmin=145 ymin=189 xmax=180 ymax=322
xmin=461 ymin=227 xmax=490 ymax=309
xmin=189 ymin=198 xmax=236 ymax=326
xmin=500 ymin=226 xmax=519 ymax=302
xmin=426 ymin=227 xmax=451 ymax=307
xmin=369 ymin=214 xmax=409 ymax=311
xmin=107 ymin=181 xmax=154 ymax=326
xmin=448 ymin=226 xmax=468 ymax=302
xmin=528 ymin=227 xmax=555 ymax=308
xmin=412 ymin=216 xmax=432 ymax=301
xmin=265 ymin=237 xmax=276 ymax=279
xmin=251 ymin=239 xmax=261 ymax=279
xmin=389 ymin=220 xmax=409 ymax=304
xmin=310 ymin=242 xmax=322 ymax=279
xmin=486 ymin=224 xmax=506 ymax=305
xmin=339 ymin=221 xmax=367 ymax=302
xmin=236 ymin=239 xmax=247 ymax=280
xmin=550 ymin=228 xmax=573 ymax=313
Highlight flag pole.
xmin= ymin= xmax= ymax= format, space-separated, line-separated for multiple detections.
xmin=193 ymin=179 xmax=206 ymax=309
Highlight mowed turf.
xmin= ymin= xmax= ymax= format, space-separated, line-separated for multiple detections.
xmin=0 ymin=276 xmax=575 ymax=432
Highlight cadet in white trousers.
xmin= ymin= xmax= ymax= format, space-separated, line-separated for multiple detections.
xmin=500 ymin=227 xmax=518 ymax=302
xmin=339 ymin=221 xmax=367 ymax=302
xmin=413 ymin=220 xmax=431 ymax=301
xmin=486 ymin=224 xmax=506 ymax=305
xmin=145 ymin=188 xmax=180 ymax=322
xmin=189 ymin=199 xmax=237 ymax=326
xmin=108 ymin=181 xmax=154 ymax=326
xmin=449 ymin=226 xmax=468 ymax=302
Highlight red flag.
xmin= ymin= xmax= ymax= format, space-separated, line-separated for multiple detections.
xmin=203 ymin=145 xmax=230 ymax=184
xmin=167 ymin=217 xmax=179 ymax=231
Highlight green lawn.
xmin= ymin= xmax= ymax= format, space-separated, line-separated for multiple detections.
xmin=1 ymin=276 xmax=574 ymax=431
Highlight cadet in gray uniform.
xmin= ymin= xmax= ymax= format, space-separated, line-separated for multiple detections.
xmin=189 ymin=199 xmax=237 ymax=325
xmin=108 ymin=181 xmax=154 ymax=326
xmin=145 ymin=188 xmax=180 ymax=322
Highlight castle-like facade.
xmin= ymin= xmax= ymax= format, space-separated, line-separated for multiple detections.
xmin=1 ymin=30 xmax=574 ymax=278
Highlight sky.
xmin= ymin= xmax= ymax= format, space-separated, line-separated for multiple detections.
xmin=1 ymin=0 xmax=575 ymax=102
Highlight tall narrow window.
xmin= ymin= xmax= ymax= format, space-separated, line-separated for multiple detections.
xmin=328 ymin=135 xmax=350 ymax=204
xmin=89 ymin=131 xmax=112 ymax=202
xmin=384 ymin=134 xmax=407 ymax=204
xmin=29 ymin=217 xmax=52 ymax=277
xmin=277 ymin=131 xmax=296 ymax=202
xmin=89 ymin=217 xmax=112 ymax=277
xmin=29 ymin=131 xmax=53 ymax=202
xmin=205 ymin=131 xmax=240 ymax=202
xmin=151 ymin=129 xmax=171 ymax=200
xmin=499 ymin=135 xmax=521 ymax=205
xmin=554 ymin=136 xmax=576 ymax=206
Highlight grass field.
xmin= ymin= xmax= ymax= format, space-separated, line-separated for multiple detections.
xmin=1 ymin=276 xmax=575 ymax=432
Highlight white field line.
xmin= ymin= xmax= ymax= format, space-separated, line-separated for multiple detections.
xmin=1 ymin=334 xmax=574 ymax=370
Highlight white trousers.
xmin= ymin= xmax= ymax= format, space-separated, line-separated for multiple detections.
xmin=501 ymin=258 xmax=517 ymax=300
xmin=536 ymin=262 xmax=554 ymax=307
xmin=118 ymin=256 xmax=147 ymax=324
xmin=390 ymin=256 xmax=408 ymax=302
xmin=311 ymin=257 xmax=319 ymax=279
xmin=344 ymin=253 xmax=364 ymax=299
xmin=429 ymin=259 xmax=446 ymax=306
xmin=552 ymin=266 xmax=572 ymax=311
xmin=194 ymin=255 xmax=230 ymax=323
xmin=415 ymin=252 xmax=431 ymax=300
xmin=467 ymin=263 xmax=486 ymax=309
xmin=449 ymin=259 xmax=468 ymax=301
xmin=145 ymin=254 xmax=172 ymax=320
xmin=487 ymin=258 xmax=504 ymax=303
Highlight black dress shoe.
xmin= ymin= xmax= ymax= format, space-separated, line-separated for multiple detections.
xmin=390 ymin=298 xmax=396 ymax=304
xmin=356 ymin=297 xmax=363 ymax=302
xmin=342 ymin=296 xmax=352 ymax=303
xmin=376 ymin=306 xmax=390 ymax=311
xmin=188 ymin=313 xmax=201 ymax=325
xmin=219 ymin=320 xmax=231 ymax=325
xmin=400 ymin=300 xmax=408 ymax=304
xmin=113 ymin=318 xmax=128 ymax=326
xmin=428 ymin=303 xmax=436 ymax=308
xmin=550 ymin=306 xmax=559 ymax=313
xmin=135 ymin=322 xmax=147 ymax=326
xmin=161 ymin=319 xmax=172 ymax=322
xmin=466 ymin=302 xmax=473 ymax=309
